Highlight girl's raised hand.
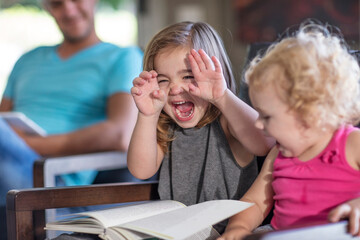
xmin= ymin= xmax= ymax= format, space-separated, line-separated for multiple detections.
xmin=131 ymin=70 xmax=166 ymax=116
xmin=188 ymin=49 xmax=227 ymax=103
xmin=328 ymin=198 xmax=360 ymax=236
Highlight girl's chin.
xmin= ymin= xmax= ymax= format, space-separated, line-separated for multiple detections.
xmin=277 ymin=145 xmax=294 ymax=157
xmin=174 ymin=120 xmax=197 ymax=129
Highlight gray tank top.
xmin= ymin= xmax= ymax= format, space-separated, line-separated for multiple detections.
xmin=158 ymin=118 xmax=258 ymax=206
xmin=52 ymin=119 xmax=259 ymax=239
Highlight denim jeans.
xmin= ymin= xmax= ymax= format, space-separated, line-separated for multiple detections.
xmin=0 ymin=118 xmax=39 ymax=239
xmin=0 ymin=118 xmax=40 ymax=204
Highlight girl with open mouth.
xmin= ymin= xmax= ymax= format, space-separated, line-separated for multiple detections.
xmin=127 ymin=21 xmax=274 ymax=234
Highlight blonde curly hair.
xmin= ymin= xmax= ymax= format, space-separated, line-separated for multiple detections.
xmin=143 ymin=21 xmax=236 ymax=153
xmin=245 ymin=21 xmax=360 ymax=129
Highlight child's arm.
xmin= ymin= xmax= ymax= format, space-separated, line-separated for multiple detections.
xmin=328 ymin=129 xmax=360 ymax=236
xmin=188 ymin=49 xmax=274 ymax=156
xmin=218 ymin=147 xmax=277 ymax=240
xmin=127 ymin=71 xmax=166 ymax=179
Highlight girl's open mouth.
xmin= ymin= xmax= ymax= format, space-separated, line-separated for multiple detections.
xmin=172 ymin=101 xmax=194 ymax=121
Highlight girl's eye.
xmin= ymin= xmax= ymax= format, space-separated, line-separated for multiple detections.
xmin=157 ymin=79 xmax=169 ymax=84
xmin=183 ymin=75 xmax=194 ymax=80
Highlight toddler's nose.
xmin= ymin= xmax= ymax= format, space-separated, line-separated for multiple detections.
xmin=254 ymin=117 xmax=264 ymax=130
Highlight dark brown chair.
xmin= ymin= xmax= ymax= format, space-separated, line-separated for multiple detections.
xmin=32 ymin=150 xmax=133 ymax=233
xmin=7 ymin=182 xmax=356 ymax=240
xmin=6 ymin=181 xmax=159 ymax=240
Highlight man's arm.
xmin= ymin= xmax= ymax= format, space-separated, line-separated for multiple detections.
xmin=1 ymin=93 xmax=137 ymax=156
xmin=0 ymin=98 xmax=13 ymax=111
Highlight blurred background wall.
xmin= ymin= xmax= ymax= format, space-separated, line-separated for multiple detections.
xmin=0 ymin=0 xmax=359 ymax=97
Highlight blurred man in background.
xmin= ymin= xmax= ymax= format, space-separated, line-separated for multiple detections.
xmin=0 ymin=0 xmax=142 ymax=238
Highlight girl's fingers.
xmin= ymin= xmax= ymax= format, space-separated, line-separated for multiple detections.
xmin=329 ymin=204 xmax=351 ymax=222
xmin=190 ymin=49 xmax=206 ymax=71
xmin=211 ymin=55 xmax=223 ymax=73
xmin=198 ymin=49 xmax=215 ymax=70
xmin=348 ymin=208 xmax=360 ymax=235
xmin=328 ymin=204 xmax=360 ymax=236
xmin=188 ymin=54 xmax=200 ymax=74
xmin=133 ymin=77 xmax=146 ymax=86
xmin=149 ymin=70 xmax=158 ymax=78
xmin=133 ymin=70 xmax=159 ymax=89
xmin=152 ymin=89 xmax=166 ymax=102
xmin=139 ymin=70 xmax=158 ymax=80
xmin=188 ymin=83 xmax=200 ymax=96
xmin=131 ymin=87 xmax=141 ymax=96
xmin=139 ymin=71 xmax=152 ymax=79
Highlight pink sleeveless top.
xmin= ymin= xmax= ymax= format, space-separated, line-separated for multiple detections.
xmin=271 ymin=125 xmax=360 ymax=229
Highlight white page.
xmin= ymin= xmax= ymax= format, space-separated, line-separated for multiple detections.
xmin=120 ymin=200 xmax=253 ymax=239
xmin=106 ymin=228 xmax=153 ymax=240
xmin=46 ymin=218 xmax=105 ymax=234
xmin=47 ymin=200 xmax=185 ymax=230
xmin=183 ymin=227 xmax=220 ymax=240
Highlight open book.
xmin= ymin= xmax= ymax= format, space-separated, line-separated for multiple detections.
xmin=0 ymin=112 xmax=46 ymax=136
xmin=46 ymin=199 xmax=253 ymax=240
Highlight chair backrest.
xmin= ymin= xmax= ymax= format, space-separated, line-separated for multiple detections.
xmin=32 ymin=150 xmax=130 ymax=235
xmin=33 ymin=151 xmax=127 ymax=188
xmin=6 ymin=181 xmax=159 ymax=240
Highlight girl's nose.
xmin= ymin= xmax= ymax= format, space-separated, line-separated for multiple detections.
xmin=169 ymin=83 xmax=185 ymax=95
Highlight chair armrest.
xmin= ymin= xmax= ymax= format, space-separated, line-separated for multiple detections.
xmin=244 ymin=221 xmax=355 ymax=240
xmin=33 ymin=151 xmax=127 ymax=187
xmin=7 ymin=181 xmax=159 ymax=240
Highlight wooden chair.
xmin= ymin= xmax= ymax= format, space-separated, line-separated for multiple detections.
xmin=33 ymin=151 xmax=128 ymax=188
xmin=6 ymin=181 xmax=159 ymax=240
xmin=32 ymin=151 xmax=131 ymax=232
xmin=7 ymin=182 xmax=357 ymax=240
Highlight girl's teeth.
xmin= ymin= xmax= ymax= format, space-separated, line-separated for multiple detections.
xmin=174 ymin=101 xmax=186 ymax=105
xmin=175 ymin=108 xmax=193 ymax=117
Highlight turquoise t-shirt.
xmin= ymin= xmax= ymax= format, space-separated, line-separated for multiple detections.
xmin=3 ymin=42 xmax=143 ymax=185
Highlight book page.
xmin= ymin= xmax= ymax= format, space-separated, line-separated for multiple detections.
xmin=106 ymin=228 xmax=155 ymax=240
xmin=118 ymin=200 xmax=253 ymax=239
xmin=0 ymin=112 xmax=46 ymax=136
xmin=184 ymin=226 xmax=220 ymax=240
xmin=46 ymin=200 xmax=186 ymax=232
xmin=46 ymin=218 xmax=105 ymax=234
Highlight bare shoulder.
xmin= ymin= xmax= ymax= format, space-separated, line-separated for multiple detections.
xmin=345 ymin=128 xmax=360 ymax=170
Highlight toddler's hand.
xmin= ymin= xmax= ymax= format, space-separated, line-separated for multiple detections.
xmin=131 ymin=70 xmax=166 ymax=116
xmin=188 ymin=49 xmax=227 ymax=104
xmin=328 ymin=198 xmax=360 ymax=236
